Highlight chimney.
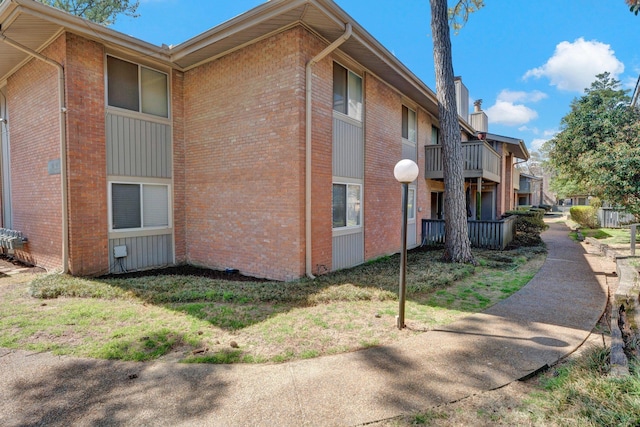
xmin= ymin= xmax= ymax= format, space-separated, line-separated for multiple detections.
xmin=454 ymin=77 xmax=469 ymax=121
xmin=470 ymin=98 xmax=488 ymax=133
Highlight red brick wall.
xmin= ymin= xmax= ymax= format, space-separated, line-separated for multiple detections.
xmin=307 ymin=41 xmax=334 ymax=276
xmin=183 ymin=27 xmax=307 ymax=281
xmin=64 ymin=33 xmax=108 ymax=275
xmin=503 ymin=152 xmax=514 ymax=214
xmin=363 ymin=76 xmax=403 ymax=259
xmin=416 ymin=109 xmax=433 ymax=235
xmin=172 ymin=70 xmax=186 ymax=264
xmin=7 ymin=36 xmax=66 ymax=270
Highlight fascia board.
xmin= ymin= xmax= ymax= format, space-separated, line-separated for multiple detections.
xmin=7 ymin=0 xmax=173 ymax=66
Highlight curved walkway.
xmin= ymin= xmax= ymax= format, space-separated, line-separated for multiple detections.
xmin=0 ymin=220 xmax=609 ymax=427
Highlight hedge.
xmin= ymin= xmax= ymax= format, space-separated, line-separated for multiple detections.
xmin=503 ymin=209 xmax=547 ymax=233
xmin=570 ymin=206 xmax=599 ymax=228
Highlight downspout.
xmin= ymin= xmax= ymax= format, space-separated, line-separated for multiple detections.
xmin=0 ymin=34 xmax=69 ymax=274
xmin=305 ymin=22 xmax=352 ymax=279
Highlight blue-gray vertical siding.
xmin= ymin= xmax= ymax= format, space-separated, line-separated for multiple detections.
xmin=332 ymin=114 xmax=364 ymax=271
xmin=407 ymin=221 xmax=417 ymax=246
xmin=401 ymin=139 xmax=417 ymax=163
xmin=106 ymin=113 xmax=172 ymax=178
xmin=332 ymin=232 xmax=365 ymax=272
xmin=107 ymin=112 xmax=173 ymax=272
xmin=332 ymin=116 xmax=363 ymax=179
xmin=402 ymin=138 xmax=417 ymax=247
xmin=109 ymin=235 xmax=173 ymax=273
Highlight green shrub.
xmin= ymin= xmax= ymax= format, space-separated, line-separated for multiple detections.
xmin=570 ymin=206 xmax=599 ymax=228
xmin=504 ymin=210 xmax=546 ymax=233
xmin=503 ymin=210 xmax=547 ymax=248
xmin=589 ymin=197 xmax=602 ymax=209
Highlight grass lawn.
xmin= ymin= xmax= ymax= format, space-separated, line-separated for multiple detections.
xmin=570 ymin=227 xmax=632 ymax=244
xmin=0 ymin=245 xmax=545 ymax=364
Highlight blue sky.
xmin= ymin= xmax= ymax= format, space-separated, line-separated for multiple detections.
xmin=112 ymin=0 xmax=640 ymax=154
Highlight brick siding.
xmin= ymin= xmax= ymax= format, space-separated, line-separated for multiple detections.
xmin=64 ymin=33 xmax=108 ymax=275
xmin=7 ymin=36 xmax=66 ymax=270
xmin=183 ymin=27 xmax=308 ymax=281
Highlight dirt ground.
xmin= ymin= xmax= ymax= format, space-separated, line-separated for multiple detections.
xmin=0 ymin=254 xmax=45 ymax=276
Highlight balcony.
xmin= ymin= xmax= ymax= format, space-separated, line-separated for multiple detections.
xmin=518 ymin=180 xmax=532 ymax=193
xmin=424 ymin=141 xmax=501 ymax=183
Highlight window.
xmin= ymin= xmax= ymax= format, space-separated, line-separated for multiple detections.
xmin=431 ymin=125 xmax=439 ymax=145
xmin=107 ymin=56 xmax=169 ymax=118
xmin=111 ymin=183 xmax=169 ymax=230
xmin=332 ymin=183 xmax=362 ymax=228
xmin=408 ymin=187 xmax=416 ymax=220
xmin=402 ymin=106 xmax=417 ymax=142
xmin=333 ymin=63 xmax=362 ymax=121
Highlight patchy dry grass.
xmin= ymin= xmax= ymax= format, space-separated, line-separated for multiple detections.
xmin=2 ymin=245 xmax=545 ymax=364
xmin=375 ymin=345 xmax=640 ymax=427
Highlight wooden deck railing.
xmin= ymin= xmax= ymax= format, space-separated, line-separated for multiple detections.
xmin=421 ymin=216 xmax=517 ymax=250
xmin=424 ymin=141 xmax=501 ymax=183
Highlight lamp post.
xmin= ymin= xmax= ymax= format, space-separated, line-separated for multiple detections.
xmin=394 ymin=159 xmax=419 ymax=329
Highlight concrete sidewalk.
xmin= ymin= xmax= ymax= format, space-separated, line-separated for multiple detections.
xmin=0 ymin=221 xmax=609 ymax=427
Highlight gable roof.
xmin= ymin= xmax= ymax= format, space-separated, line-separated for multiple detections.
xmin=1 ymin=0 xmax=464 ymax=128
xmin=484 ymin=132 xmax=529 ymax=161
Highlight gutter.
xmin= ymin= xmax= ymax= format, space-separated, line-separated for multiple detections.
xmin=0 ymin=34 xmax=69 ymax=274
xmin=305 ymin=22 xmax=352 ymax=279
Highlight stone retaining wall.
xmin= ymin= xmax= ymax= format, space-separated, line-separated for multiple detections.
xmin=585 ymin=237 xmax=639 ymax=376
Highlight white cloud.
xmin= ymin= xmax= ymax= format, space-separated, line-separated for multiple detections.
xmin=530 ymin=138 xmax=548 ymax=151
xmin=523 ymin=38 xmax=624 ymax=92
xmin=486 ymin=101 xmax=538 ymax=126
xmin=518 ymin=125 xmax=539 ymax=134
xmin=485 ymin=89 xmax=545 ymax=126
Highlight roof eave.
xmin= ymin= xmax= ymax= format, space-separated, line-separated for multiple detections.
xmin=0 ymin=0 xmax=173 ymax=79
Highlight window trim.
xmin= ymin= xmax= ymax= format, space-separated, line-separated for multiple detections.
xmin=106 ymin=54 xmax=170 ymax=119
xmin=407 ymin=187 xmax=416 ymax=221
xmin=332 ymin=181 xmax=363 ymax=231
xmin=333 ymin=62 xmax=363 ymax=122
xmin=430 ymin=125 xmax=440 ymax=145
xmin=108 ymin=180 xmax=172 ymax=233
xmin=402 ymin=105 xmax=417 ymax=143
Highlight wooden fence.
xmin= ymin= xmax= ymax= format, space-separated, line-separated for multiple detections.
xmin=598 ymin=208 xmax=637 ymax=228
xmin=421 ymin=216 xmax=517 ymax=250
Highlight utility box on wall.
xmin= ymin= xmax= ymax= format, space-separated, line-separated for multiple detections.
xmin=113 ymin=245 xmax=127 ymax=258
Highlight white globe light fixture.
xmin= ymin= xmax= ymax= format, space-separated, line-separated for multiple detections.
xmin=394 ymin=159 xmax=419 ymax=184
xmin=394 ymin=159 xmax=419 ymax=329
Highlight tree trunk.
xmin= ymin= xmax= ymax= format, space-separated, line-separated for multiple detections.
xmin=430 ymin=0 xmax=475 ymax=263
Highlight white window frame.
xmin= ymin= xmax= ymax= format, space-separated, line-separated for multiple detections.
xmin=407 ymin=187 xmax=416 ymax=221
xmin=332 ymin=181 xmax=363 ymax=231
xmin=106 ymin=55 xmax=170 ymax=119
xmin=333 ymin=62 xmax=363 ymax=122
xmin=402 ymin=105 xmax=417 ymax=143
xmin=108 ymin=180 xmax=172 ymax=232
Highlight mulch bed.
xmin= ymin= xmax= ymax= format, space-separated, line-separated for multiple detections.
xmin=99 ymin=264 xmax=271 ymax=282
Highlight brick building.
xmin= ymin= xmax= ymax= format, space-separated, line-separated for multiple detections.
xmin=0 ymin=0 xmax=528 ymax=280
